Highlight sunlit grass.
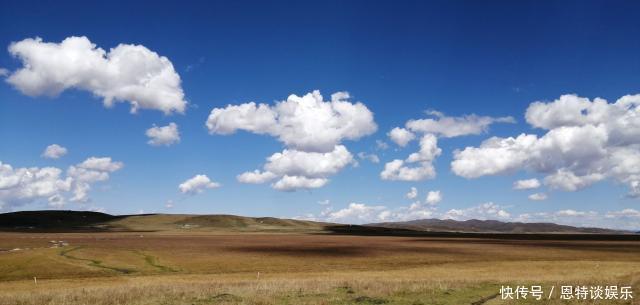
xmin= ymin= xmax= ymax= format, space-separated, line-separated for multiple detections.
xmin=0 ymin=232 xmax=638 ymax=304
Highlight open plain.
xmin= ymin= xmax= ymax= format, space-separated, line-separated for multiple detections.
xmin=0 ymin=213 xmax=639 ymax=305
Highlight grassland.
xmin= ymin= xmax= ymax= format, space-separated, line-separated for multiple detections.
xmin=1 ymin=230 xmax=639 ymax=305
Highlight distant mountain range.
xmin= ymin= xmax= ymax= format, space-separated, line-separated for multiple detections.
xmin=0 ymin=210 xmax=634 ymax=236
xmin=367 ymin=218 xmax=625 ymax=234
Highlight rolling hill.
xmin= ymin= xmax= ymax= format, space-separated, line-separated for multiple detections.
xmin=0 ymin=210 xmax=327 ymax=233
xmin=0 ymin=210 xmax=633 ymax=235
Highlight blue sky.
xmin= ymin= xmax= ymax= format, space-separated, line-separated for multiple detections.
xmin=1 ymin=1 xmax=639 ymax=229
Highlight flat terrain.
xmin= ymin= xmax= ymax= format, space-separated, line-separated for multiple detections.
xmin=1 ymin=231 xmax=639 ymax=305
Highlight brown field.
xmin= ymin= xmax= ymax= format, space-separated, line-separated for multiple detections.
xmin=0 ymin=231 xmax=639 ymax=305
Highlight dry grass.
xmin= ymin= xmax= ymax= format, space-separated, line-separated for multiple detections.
xmin=0 ymin=232 xmax=638 ymax=304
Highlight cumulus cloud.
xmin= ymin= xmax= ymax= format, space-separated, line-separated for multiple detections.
xmin=452 ymin=94 xmax=640 ymax=197
xmin=0 ymin=157 xmax=122 ymax=209
xmin=388 ymin=127 xmax=415 ymax=147
xmin=265 ymin=145 xmax=353 ymax=178
xmin=405 ymin=187 xmax=418 ymax=199
xmin=405 ymin=110 xmax=515 ymax=138
xmin=525 ymin=95 xmax=610 ymax=130
xmin=380 ymin=134 xmax=441 ymax=181
xmin=0 ymin=162 xmax=72 ymax=208
xmin=0 ymin=67 xmax=8 ymax=76
xmin=513 ymin=178 xmax=541 ymax=190
xmin=325 ymin=203 xmax=387 ymax=223
xmin=380 ymin=159 xmax=435 ymax=181
xmin=206 ymin=90 xmax=376 ymax=153
xmin=406 ymin=134 xmax=441 ymax=163
xmin=425 ymin=190 xmax=442 ymax=205
xmin=67 ymin=157 xmax=123 ymax=203
xmin=146 ymin=122 xmax=180 ymax=146
xmin=443 ymin=202 xmax=511 ymax=220
xmin=528 ymin=193 xmax=548 ymax=201
xmin=272 ymin=175 xmax=328 ymax=191
xmin=208 ymin=90 xmax=375 ymax=191
xmin=381 ymin=111 xmax=512 ymax=182
xmin=236 ymin=170 xmax=277 ymax=184
xmin=6 ymin=36 xmax=186 ymax=114
xmin=543 ymin=170 xmax=604 ymax=192
xmin=386 ymin=201 xmax=437 ymax=222
xmin=178 ymin=174 xmax=220 ymax=195
xmin=451 ymin=134 xmax=538 ymax=178
xmin=41 ymin=144 xmax=68 ymax=159
xmin=77 ymin=157 xmax=123 ymax=172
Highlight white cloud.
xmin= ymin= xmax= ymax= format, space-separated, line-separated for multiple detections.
xmin=443 ymin=202 xmax=511 ymax=220
xmin=388 ymin=127 xmax=415 ymax=147
xmin=380 ymin=159 xmax=436 ymax=181
xmin=516 ymin=209 xmax=639 ymax=230
xmin=380 ymin=134 xmax=441 ymax=181
xmin=425 ymin=190 xmax=442 ymax=205
xmin=451 ymin=134 xmax=538 ymax=178
xmin=272 ymin=175 xmax=328 ymax=191
xmin=0 ymin=162 xmax=72 ymax=209
xmin=88 ymin=206 xmax=107 ymax=213
xmin=208 ymin=90 xmax=375 ymax=191
xmin=76 ymin=157 xmax=123 ymax=172
xmin=543 ymin=170 xmax=604 ymax=192
xmin=357 ymin=152 xmax=380 ymax=164
xmin=406 ymin=134 xmax=441 ymax=163
xmin=178 ymin=174 xmax=220 ymax=195
xmin=384 ymin=202 xmax=437 ymax=222
xmin=0 ymin=67 xmax=8 ymax=76
xmin=525 ymin=94 xmax=609 ymax=130
xmin=381 ymin=111 xmax=511 ymax=182
xmin=513 ymin=178 xmax=541 ymax=190
xmin=557 ymin=209 xmax=594 ymax=217
xmin=6 ymin=36 xmax=186 ymax=114
xmin=405 ymin=187 xmax=418 ymax=199
xmin=206 ymin=90 xmax=376 ymax=153
xmin=146 ymin=122 xmax=180 ymax=146
xmin=452 ymin=94 xmax=640 ymax=197
xmin=406 ymin=111 xmax=515 ymax=138
xmin=628 ymin=181 xmax=640 ymax=198
xmin=236 ymin=170 xmax=277 ymax=184
xmin=237 ymin=145 xmax=354 ymax=191
xmin=41 ymin=144 xmax=68 ymax=159
xmin=265 ymin=145 xmax=353 ymax=178
xmin=67 ymin=157 xmax=124 ymax=203
xmin=0 ymin=156 xmax=122 ymax=208
xmin=326 ymin=203 xmax=387 ymax=223
xmin=528 ymin=193 xmax=548 ymax=201
xmin=606 ymin=209 xmax=640 ymax=219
